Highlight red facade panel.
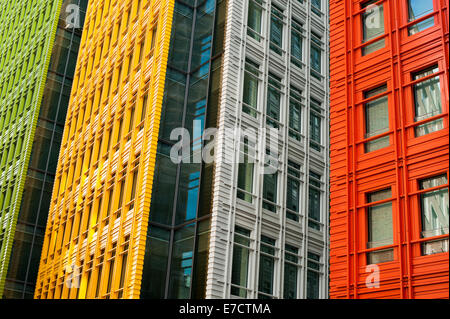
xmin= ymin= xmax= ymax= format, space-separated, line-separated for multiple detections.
xmin=329 ymin=0 xmax=449 ymax=298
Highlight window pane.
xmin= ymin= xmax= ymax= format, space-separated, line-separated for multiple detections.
xmin=266 ymin=73 xmax=282 ymax=127
xmin=307 ymin=270 xmax=319 ymax=298
xmin=311 ymin=0 xmax=321 ymax=16
xmin=237 ymin=163 xmax=254 ymax=203
xmin=420 ymin=175 xmax=449 ymax=237
xmin=263 ymin=172 xmax=278 ymax=212
xmin=408 ymin=0 xmax=434 ymax=34
xmin=289 ymin=99 xmax=301 ymax=140
xmin=237 ymin=139 xmax=254 ymax=203
xmin=306 ymin=253 xmax=320 ymax=299
xmin=308 ymin=187 xmax=320 ymax=229
xmin=310 ymin=45 xmax=321 ymax=75
xmin=408 ymin=0 xmax=434 ymax=21
xmin=284 ymin=263 xmax=297 ymax=298
xmin=413 ymin=68 xmax=441 ymax=119
xmin=415 ymin=118 xmax=444 ymax=137
xmin=364 ymin=85 xmax=389 ymax=152
xmin=243 ymin=60 xmax=259 ymax=117
xmin=367 ymin=189 xmax=393 ymax=248
xmin=231 ymin=227 xmax=251 ymax=297
xmin=247 ymin=0 xmax=262 ymax=40
xmin=270 ymin=6 xmax=283 ymax=54
xmin=149 ymin=145 xmax=176 ymax=225
xmin=286 ymin=177 xmax=300 ymax=213
xmin=310 ymin=111 xmax=321 ymax=151
xmin=361 ymin=1 xmax=385 ymax=55
xmin=413 ymin=66 xmax=442 ymax=136
xmin=367 ymin=248 xmax=394 ymax=264
xmin=168 ymin=225 xmax=195 ymax=298
xmin=140 ymin=227 xmax=170 ymax=298
xmin=291 ymin=20 xmax=302 ymax=67
xmin=258 ymin=236 xmax=275 ymax=298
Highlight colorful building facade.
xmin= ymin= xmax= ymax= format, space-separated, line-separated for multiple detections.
xmin=329 ymin=0 xmax=449 ymax=298
xmin=34 ymin=0 xmax=330 ymax=299
xmin=1 ymin=0 xmax=89 ymax=299
xmin=0 ymin=0 xmax=88 ymax=298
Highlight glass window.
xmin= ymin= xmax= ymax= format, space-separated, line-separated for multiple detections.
xmin=311 ymin=0 xmax=321 ymax=16
xmin=149 ymin=143 xmax=177 ymax=225
xmin=289 ymin=86 xmax=302 ymax=141
xmin=266 ymin=72 xmax=282 ymax=128
xmin=419 ymin=175 xmax=449 ymax=255
xmin=310 ymin=32 xmax=322 ymax=80
xmin=258 ymin=235 xmax=276 ymax=299
xmin=364 ymin=84 xmax=390 ymax=152
xmin=247 ymin=0 xmax=263 ymax=41
xmin=270 ymin=5 xmax=284 ymax=55
xmin=308 ymin=171 xmax=321 ymax=230
xmin=286 ymin=160 xmax=301 ymax=221
xmin=263 ymin=170 xmax=278 ymax=213
xmin=366 ymin=188 xmax=394 ymax=264
xmin=306 ymin=252 xmax=320 ymax=299
xmin=140 ymin=227 xmax=170 ymax=298
xmin=243 ymin=59 xmax=259 ymax=117
xmin=284 ymin=244 xmax=299 ymax=299
xmin=237 ymin=138 xmax=255 ymax=203
xmin=361 ymin=0 xmax=385 ymax=55
xmin=231 ymin=226 xmax=251 ymax=297
xmin=291 ymin=19 xmax=303 ymax=68
xmin=310 ymin=99 xmax=322 ymax=151
xmin=168 ymin=225 xmax=195 ymax=298
xmin=408 ymin=0 xmax=434 ymax=35
xmin=412 ymin=65 xmax=443 ymax=137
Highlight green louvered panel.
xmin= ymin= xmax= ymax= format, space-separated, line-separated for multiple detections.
xmin=0 ymin=0 xmax=63 ymax=296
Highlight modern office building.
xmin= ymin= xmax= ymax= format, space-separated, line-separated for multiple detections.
xmin=329 ymin=0 xmax=449 ymax=298
xmin=34 ymin=0 xmax=329 ymax=299
xmin=0 ymin=0 xmax=88 ymax=298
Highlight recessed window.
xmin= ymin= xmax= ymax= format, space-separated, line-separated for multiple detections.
xmin=291 ymin=19 xmax=303 ymax=68
xmin=366 ymin=188 xmax=394 ymax=264
xmin=412 ymin=65 xmax=443 ymax=137
xmin=247 ymin=0 xmax=263 ymax=41
xmin=289 ymin=86 xmax=302 ymax=141
xmin=258 ymin=235 xmax=276 ymax=299
xmin=266 ymin=72 xmax=282 ymax=128
xmin=408 ymin=0 xmax=434 ymax=35
xmin=309 ymin=98 xmax=322 ymax=151
xmin=242 ymin=59 xmax=259 ymax=117
xmin=237 ymin=138 xmax=255 ymax=203
xmin=419 ymin=175 xmax=449 ymax=255
xmin=231 ymin=226 xmax=251 ymax=297
xmin=308 ymin=171 xmax=321 ymax=230
xmin=311 ymin=0 xmax=321 ymax=16
xmin=270 ymin=4 xmax=284 ymax=55
xmin=286 ymin=160 xmax=301 ymax=221
xmin=284 ymin=244 xmax=299 ymax=299
xmin=364 ymin=84 xmax=390 ymax=152
xmin=310 ymin=32 xmax=322 ymax=80
xmin=306 ymin=252 xmax=320 ymax=299
xmin=263 ymin=158 xmax=278 ymax=213
xmin=361 ymin=0 xmax=385 ymax=55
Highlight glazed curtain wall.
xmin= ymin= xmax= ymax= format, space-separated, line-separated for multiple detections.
xmin=0 ymin=0 xmax=63 ymax=298
xmin=140 ymin=0 xmax=225 ymax=299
